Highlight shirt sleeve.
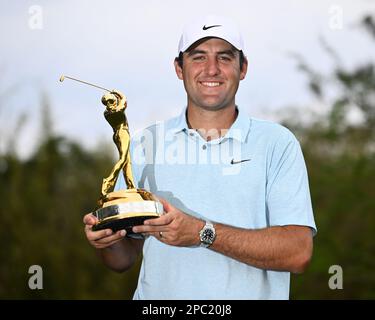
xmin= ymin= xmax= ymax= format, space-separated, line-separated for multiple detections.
xmin=266 ymin=131 xmax=317 ymax=235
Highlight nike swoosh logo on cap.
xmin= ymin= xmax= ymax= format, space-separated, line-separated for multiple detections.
xmin=202 ymin=24 xmax=222 ymax=30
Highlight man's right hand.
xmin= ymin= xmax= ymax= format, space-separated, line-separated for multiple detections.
xmin=83 ymin=213 xmax=126 ymax=249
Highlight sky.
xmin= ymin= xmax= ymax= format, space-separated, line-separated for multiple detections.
xmin=0 ymin=0 xmax=374 ymax=158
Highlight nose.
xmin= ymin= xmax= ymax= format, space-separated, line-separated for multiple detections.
xmin=205 ymin=56 xmax=220 ymax=76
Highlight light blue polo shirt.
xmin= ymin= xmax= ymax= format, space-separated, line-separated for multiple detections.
xmin=115 ymin=107 xmax=316 ymax=300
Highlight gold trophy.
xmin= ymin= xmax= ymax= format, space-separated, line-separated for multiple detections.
xmin=60 ymin=75 xmax=162 ymax=238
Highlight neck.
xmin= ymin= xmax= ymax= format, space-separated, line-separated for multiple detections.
xmin=186 ymin=104 xmax=238 ymax=141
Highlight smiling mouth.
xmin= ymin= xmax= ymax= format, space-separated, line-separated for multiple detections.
xmin=199 ymin=81 xmax=223 ymax=87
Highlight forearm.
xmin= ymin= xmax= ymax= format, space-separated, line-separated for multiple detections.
xmin=97 ymin=238 xmax=143 ymax=273
xmin=131 ymin=201 xmax=313 ymax=274
xmin=210 ymin=224 xmax=313 ymax=274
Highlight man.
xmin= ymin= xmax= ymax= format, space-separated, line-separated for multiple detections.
xmin=84 ymin=15 xmax=317 ymax=299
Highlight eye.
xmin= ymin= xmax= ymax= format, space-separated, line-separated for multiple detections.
xmin=218 ymin=55 xmax=232 ymax=62
xmin=192 ymin=55 xmax=205 ymax=61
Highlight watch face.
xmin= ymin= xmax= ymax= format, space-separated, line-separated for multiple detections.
xmin=202 ymin=229 xmax=214 ymax=243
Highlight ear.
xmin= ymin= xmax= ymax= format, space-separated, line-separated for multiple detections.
xmin=239 ymin=56 xmax=248 ymax=80
xmin=174 ymin=58 xmax=184 ymax=80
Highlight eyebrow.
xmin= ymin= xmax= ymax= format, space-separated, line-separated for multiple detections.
xmin=187 ymin=49 xmax=206 ymax=56
xmin=187 ymin=49 xmax=237 ymax=57
xmin=217 ymin=50 xmax=236 ymax=57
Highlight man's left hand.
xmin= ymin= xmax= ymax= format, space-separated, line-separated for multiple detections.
xmin=132 ymin=198 xmax=204 ymax=247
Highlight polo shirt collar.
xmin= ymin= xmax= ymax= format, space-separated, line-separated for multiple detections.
xmin=171 ymin=106 xmax=251 ymax=143
xmin=224 ymin=107 xmax=251 ymax=143
xmin=170 ymin=108 xmax=189 ymax=135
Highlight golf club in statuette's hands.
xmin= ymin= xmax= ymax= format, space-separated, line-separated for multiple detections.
xmin=59 ymin=75 xmax=163 ymax=238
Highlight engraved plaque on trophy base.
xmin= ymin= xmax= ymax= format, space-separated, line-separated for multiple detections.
xmin=92 ymin=189 xmax=163 ymax=239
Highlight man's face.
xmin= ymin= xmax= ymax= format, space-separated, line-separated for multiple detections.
xmin=174 ymin=38 xmax=247 ymax=112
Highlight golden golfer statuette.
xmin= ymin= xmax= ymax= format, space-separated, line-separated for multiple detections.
xmin=59 ymin=75 xmax=162 ymax=238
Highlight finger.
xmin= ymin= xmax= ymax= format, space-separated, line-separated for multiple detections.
xmin=84 ymin=222 xmax=95 ymax=233
xmin=153 ymin=231 xmax=165 ymax=241
xmin=157 ymin=198 xmax=175 ymax=213
xmin=95 ymin=230 xmax=126 ymax=245
xmin=140 ymin=231 xmax=165 ymax=240
xmin=132 ymin=225 xmax=166 ymax=234
xmin=83 ymin=213 xmax=98 ymax=225
xmin=94 ymin=235 xmax=125 ymax=249
xmin=86 ymin=228 xmax=113 ymax=241
xmin=144 ymin=213 xmax=173 ymax=226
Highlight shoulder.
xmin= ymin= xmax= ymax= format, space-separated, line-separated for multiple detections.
xmin=246 ymin=117 xmax=302 ymax=162
xmin=250 ymin=117 xmax=299 ymax=145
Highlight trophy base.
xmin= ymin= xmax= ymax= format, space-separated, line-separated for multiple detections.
xmin=92 ymin=189 xmax=163 ymax=239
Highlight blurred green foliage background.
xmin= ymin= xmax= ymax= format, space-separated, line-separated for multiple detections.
xmin=0 ymin=14 xmax=374 ymax=300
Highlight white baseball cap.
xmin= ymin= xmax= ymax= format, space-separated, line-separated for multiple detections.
xmin=177 ymin=14 xmax=245 ymax=55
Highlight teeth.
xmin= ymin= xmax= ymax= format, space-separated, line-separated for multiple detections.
xmin=201 ymin=82 xmax=220 ymax=87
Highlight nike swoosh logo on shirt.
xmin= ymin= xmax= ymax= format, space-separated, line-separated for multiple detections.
xmin=230 ymin=158 xmax=251 ymax=165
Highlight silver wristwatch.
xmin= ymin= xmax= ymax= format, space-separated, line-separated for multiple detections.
xmin=199 ymin=221 xmax=216 ymax=248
